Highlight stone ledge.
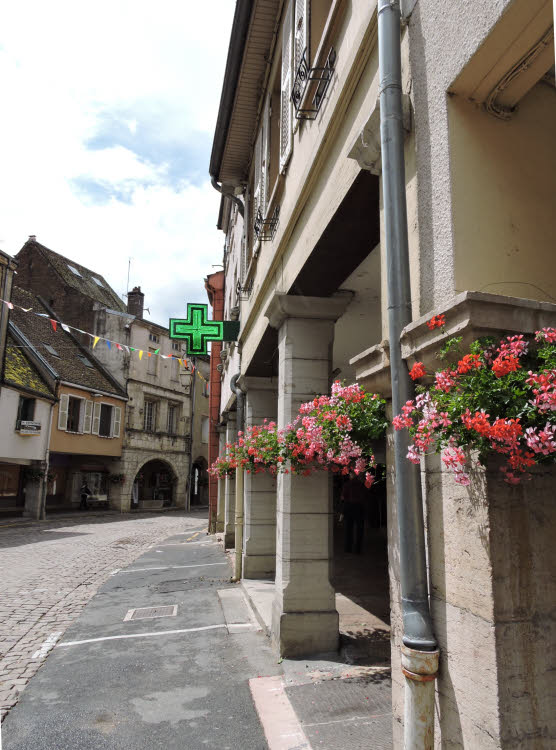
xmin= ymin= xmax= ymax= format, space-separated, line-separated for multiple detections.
xmin=350 ymin=291 xmax=556 ymax=392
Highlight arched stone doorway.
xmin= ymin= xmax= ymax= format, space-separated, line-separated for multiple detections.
xmin=131 ymin=459 xmax=176 ymax=510
xmin=190 ymin=456 xmax=208 ymax=506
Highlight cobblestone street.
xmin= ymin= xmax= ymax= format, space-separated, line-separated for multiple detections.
xmin=0 ymin=510 xmax=206 ymax=721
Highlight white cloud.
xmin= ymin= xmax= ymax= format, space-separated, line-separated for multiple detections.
xmin=0 ymin=0 xmax=233 ymax=325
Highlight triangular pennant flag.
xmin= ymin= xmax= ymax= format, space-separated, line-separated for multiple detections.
xmin=61 ymin=324 xmax=70 ymax=333
xmin=138 ymin=350 xmax=143 ymax=360
xmin=154 ymin=348 xmax=160 ymax=355
xmin=5 ymin=301 xmax=14 ymax=310
xmin=123 ymin=345 xmax=130 ymax=354
xmin=177 ymin=359 xmax=182 ymax=366
xmin=106 ymin=340 xmax=111 ymax=349
xmin=147 ymin=352 xmax=152 ymax=357
xmin=93 ymin=336 xmax=100 ymax=348
xmin=37 ymin=313 xmax=49 ymax=318
xmin=130 ymin=347 xmax=135 ymax=352
xmin=116 ymin=343 xmax=122 ymax=350
xmin=50 ymin=319 xmax=57 ymax=332
xmin=21 ymin=307 xmax=33 ymax=312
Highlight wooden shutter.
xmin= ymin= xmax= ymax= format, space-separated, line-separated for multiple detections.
xmin=253 ymin=127 xmax=262 ymax=229
xmin=58 ymin=394 xmax=69 ymax=431
xmin=83 ymin=400 xmax=93 ymax=433
xmin=92 ymin=402 xmax=101 ymax=435
xmin=280 ymin=0 xmax=293 ymax=172
xmin=262 ymin=96 xmax=271 ymax=216
xmin=112 ymin=406 xmax=121 ymax=438
xmin=294 ymin=0 xmax=309 ymax=77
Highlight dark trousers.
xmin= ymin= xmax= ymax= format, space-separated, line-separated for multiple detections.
xmin=344 ymin=504 xmax=364 ymax=554
xmin=80 ymin=494 xmax=89 ymax=510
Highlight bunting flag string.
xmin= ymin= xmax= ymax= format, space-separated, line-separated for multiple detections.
xmin=1 ymin=297 xmax=194 ymax=372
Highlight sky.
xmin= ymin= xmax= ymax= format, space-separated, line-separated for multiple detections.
xmin=0 ymin=0 xmax=235 ymax=326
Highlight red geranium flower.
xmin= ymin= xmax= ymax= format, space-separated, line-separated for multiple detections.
xmin=409 ymin=362 xmax=426 ymax=380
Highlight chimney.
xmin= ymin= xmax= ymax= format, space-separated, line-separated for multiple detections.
xmin=28 ymin=235 xmax=37 ymax=242
xmin=127 ymin=286 xmax=144 ymax=318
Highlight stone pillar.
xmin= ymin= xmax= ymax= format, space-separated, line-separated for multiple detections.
xmin=216 ymin=426 xmax=226 ymax=533
xmin=224 ymin=414 xmax=237 ymax=548
xmin=241 ymin=377 xmax=278 ymax=579
xmin=265 ymin=293 xmax=351 ymax=657
xmin=23 ymin=462 xmax=46 ymax=519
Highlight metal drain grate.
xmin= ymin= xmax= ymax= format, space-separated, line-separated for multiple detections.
xmin=124 ymin=605 xmax=177 ymax=621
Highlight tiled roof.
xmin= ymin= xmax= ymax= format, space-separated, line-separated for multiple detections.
xmin=20 ymin=239 xmax=126 ymax=312
xmin=3 ymin=334 xmax=54 ymax=398
xmin=10 ymin=287 xmax=126 ymax=397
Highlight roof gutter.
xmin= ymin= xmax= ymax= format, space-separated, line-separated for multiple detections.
xmin=209 ymin=0 xmax=254 ymax=216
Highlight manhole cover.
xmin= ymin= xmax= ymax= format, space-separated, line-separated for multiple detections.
xmin=124 ymin=605 xmax=177 ymax=621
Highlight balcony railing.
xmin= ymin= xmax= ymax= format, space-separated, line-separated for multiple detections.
xmin=254 ymin=204 xmax=280 ymax=242
xmin=291 ymin=47 xmax=336 ymax=120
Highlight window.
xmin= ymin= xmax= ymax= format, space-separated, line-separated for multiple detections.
xmin=172 ymin=341 xmax=180 ymax=351
xmin=99 ymin=404 xmax=113 ymax=437
xmin=92 ymin=277 xmax=104 ymax=287
xmin=149 ymin=332 xmax=159 ymax=343
xmin=144 ymin=400 xmax=155 ymax=432
xmin=280 ymin=0 xmax=294 ymax=171
xmin=17 ymin=396 xmax=36 ymax=423
xmin=171 ymin=357 xmax=179 ymax=381
xmin=147 ymin=348 xmax=157 ymax=376
xmin=44 ymin=344 xmax=60 ymax=357
xmin=167 ymin=404 xmax=178 ymax=434
xmin=201 ymin=416 xmax=209 ymax=444
xmin=67 ymin=264 xmax=82 ymax=277
xmin=58 ymin=395 xmax=93 ymax=433
xmin=77 ymin=353 xmax=94 ymax=368
xmin=67 ymin=396 xmax=83 ymax=432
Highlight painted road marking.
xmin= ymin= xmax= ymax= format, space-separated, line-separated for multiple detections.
xmin=110 ymin=562 xmax=228 ymax=575
xmin=57 ymin=623 xmax=227 ymax=648
xmin=31 ymin=631 xmax=63 ymax=659
xmin=186 ymin=530 xmax=202 ymax=541
xmin=250 ymin=675 xmax=311 ymax=750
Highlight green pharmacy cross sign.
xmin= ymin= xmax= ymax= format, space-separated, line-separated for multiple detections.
xmin=169 ymin=303 xmax=239 ymax=356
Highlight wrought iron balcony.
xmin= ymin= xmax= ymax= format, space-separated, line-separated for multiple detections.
xmin=291 ymin=48 xmax=336 ymax=120
xmin=236 ymin=278 xmax=253 ymax=301
xmin=254 ymin=204 xmax=280 ymax=242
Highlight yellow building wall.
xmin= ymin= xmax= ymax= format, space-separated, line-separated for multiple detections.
xmin=50 ymin=384 xmax=125 ymax=457
xmin=449 ymin=83 xmax=556 ymax=303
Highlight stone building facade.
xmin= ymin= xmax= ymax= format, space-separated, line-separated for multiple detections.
xmin=14 ymin=242 xmax=205 ymax=512
xmin=209 ymin=1 xmax=556 ymax=747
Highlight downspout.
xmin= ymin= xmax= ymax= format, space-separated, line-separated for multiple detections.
xmin=230 ymin=372 xmax=245 ymax=581
xmin=377 ymin=1 xmax=439 ymax=748
xmin=40 ymin=400 xmax=56 ymax=520
xmin=187 ymin=356 xmax=197 ymax=512
xmin=211 ymin=177 xmax=245 ymax=219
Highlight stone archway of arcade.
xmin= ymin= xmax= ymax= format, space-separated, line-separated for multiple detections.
xmin=220 ymin=169 xmax=391 ymax=660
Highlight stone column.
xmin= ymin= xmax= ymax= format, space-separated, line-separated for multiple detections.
xmin=224 ymin=414 xmax=237 ymax=548
xmin=265 ymin=293 xmax=351 ymax=657
xmin=23 ymin=462 xmax=46 ymax=519
xmin=241 ymin=377 xmax=278 ymax=579
xmin=216 ymin=426 xmax=226 ymax=533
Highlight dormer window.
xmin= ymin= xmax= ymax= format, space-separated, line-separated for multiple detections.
xmin=92 ymin=277 xmax=104 ymax=287
xmin=67 ymin=264 xmax=82 ymax=277
xmin=44 ymin=344 xmax=60 ymax=357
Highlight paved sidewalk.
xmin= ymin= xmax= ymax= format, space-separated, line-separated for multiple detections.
xmin=1 ymin=525 xmax=280 ymax=749
xmin=0 ymin=510 xmax=206 ymax=720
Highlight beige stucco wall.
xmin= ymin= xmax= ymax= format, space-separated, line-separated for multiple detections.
xmin=0 ymin=387 xmax=51 ymax=463
xmin=449 ymin=83 xmax=556 ymax=304
xmin=50 ymin=384 xmax=124 ymax=457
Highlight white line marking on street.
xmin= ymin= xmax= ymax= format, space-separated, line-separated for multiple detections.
xmin=32 ymin=631 xmax=62 ymax=659
xmin=250 ymin=675 xmax=311 ymax=750
xmin=111 ymin=562 xmax=228 ymax=575
xmin=57 ymin=624 xmax=227 ymax=648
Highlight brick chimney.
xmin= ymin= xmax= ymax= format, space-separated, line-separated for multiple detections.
xmin=127 ymin=286 xmax=144 ymax=318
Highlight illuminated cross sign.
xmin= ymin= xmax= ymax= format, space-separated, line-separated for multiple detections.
xmin=169 ymin=303 xmax=239 ymax=356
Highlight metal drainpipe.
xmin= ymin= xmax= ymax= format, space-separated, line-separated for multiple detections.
xmin=187 ymin=356 xmax=197 ymax=512
xmin=377 ymin=1 xmax=439 ymax=747
xmin=230 ymin=372 xmax=245 ymax=581
xmin=39 ymin=401 xmax=56 ymax=520
xmin=211 ymin=177 xmax=245 ymax=219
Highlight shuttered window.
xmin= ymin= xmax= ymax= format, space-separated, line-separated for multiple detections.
xmin=112 ymin=406 xmax=121 ymax=438
xmin=280 ymin=0 xmax=294 ymax=172
xmin=294 ymin=0 xmax=309 ymax=78
xmin=92 ymin=402 xmax=101 ymax=435
xmin=83 ymin=400 xmax=93 ymax=433
xmin=58 ymin=394 xmax=69 ymax=431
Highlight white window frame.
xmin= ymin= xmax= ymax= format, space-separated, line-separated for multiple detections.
xmin=167 ymin=403 xmax=178 ymax=435
xmin=66 ymin=395 xmax=85 ymax=434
